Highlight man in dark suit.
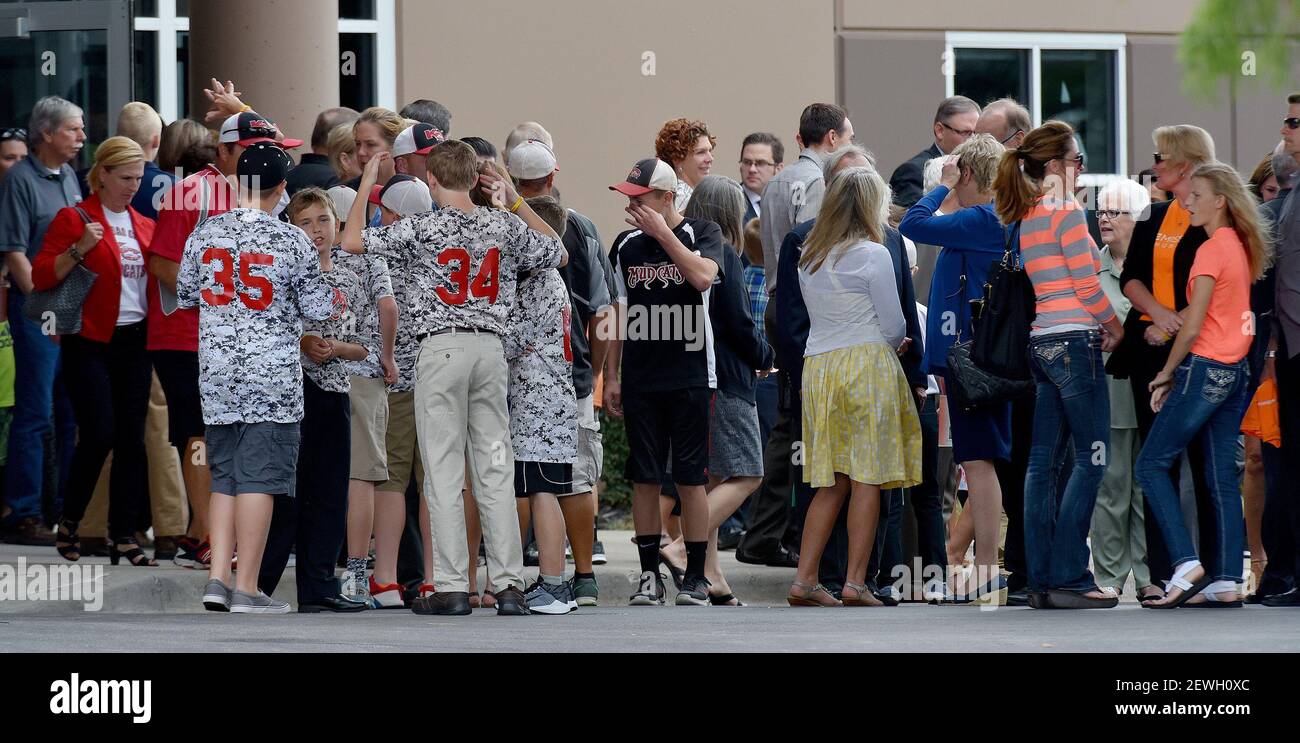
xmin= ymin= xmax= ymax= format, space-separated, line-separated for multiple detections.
xmin=889 ymin=96 xmax=981 ymax=208
xmin=738 ymin=132 xmax=784 ymax=225
xmin=284 ymin=107 xmax=358 ymax=196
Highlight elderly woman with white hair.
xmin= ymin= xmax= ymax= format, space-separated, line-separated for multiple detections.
xmin=1090 ymin=177 xmax=1155 ymax=600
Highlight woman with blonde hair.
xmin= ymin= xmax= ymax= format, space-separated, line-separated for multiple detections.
xmin=32 ymin=136 xmax=157 ymax=566
xmin=1110 ymin=124 xmax=1217 ymax=602
xmin=1135 ymin=162 xmax=1271 ymax=608
xmin=350 ymin=107 xmax=406 ymax=190
xmin=787 ymin=167 xmax=922 ymax=607
xmin=991 ymin=120 xmax=1124 ymax=609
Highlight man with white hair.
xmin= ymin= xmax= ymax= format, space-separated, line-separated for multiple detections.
xmin=0 ymin=96 xmax=85 ymax=545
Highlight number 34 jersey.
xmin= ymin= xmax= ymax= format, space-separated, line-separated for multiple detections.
xmin=177 ymin=208 xmax=348 ymax=425
xmin=361 ymin=206 xmax=563 ymax=338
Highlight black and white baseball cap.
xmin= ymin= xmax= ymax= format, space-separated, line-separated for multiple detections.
xmin=236 ymin=142 xmax=294 ymax=189
xmin=393 ymin=122 xmax=446 ymax=157
xmin=219 ymin=110 xmax=303 ymax=149
xmin=609 ymin=157 xmax=677 ymax=196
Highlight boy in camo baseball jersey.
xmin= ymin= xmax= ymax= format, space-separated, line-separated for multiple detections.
xmin=249 ymin=188 xmax=373 ymax=613
xmin=340 ymin=141 xmax=566 ymax=616
xmin=177 ymin=143 xmax=348 ymax=614
xmin=508 ymin=196 xmax=579 ymax=615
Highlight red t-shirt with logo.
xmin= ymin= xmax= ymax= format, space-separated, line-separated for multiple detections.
xmin=143 ymin=166 xmax=235 ymax=352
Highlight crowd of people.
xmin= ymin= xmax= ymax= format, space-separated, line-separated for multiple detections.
xmin=2 ymin=80 xmax=1299 ymax=615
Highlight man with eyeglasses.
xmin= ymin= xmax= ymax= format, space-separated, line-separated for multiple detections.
xmin=737 ymin=132 xmax=784 ymax=224
xmin=975 ymin=98 xmax=1030 ymax=149
xmin=0 ymin=128 xmax=28 ymax=184
xmin=1264 ymin=92 xmax=1300 ymax=607
xmin=889 ymin=95 xmax=980 ymax=208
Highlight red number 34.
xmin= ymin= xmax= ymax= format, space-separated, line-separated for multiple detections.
xmin=435 ymin=247 xmax=499 ymax=305
xmin=201 ymin=248 xmax=274 ymax=310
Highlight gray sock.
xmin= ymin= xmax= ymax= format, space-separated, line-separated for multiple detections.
xmin=542 ymin=573 xmax=565 ymax=586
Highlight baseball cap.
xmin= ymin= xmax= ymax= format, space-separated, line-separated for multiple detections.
xmin=610 ymin=158 xmax=676 ymax=197
xmin=393 ymin=122 xmax=446 ymax=157
xmin=374 ymin=174 xmax=432 ymax=217
xmin=236 ymin=142 xmax=294 ymax=190
xmin=219 ymin=110 xmax=303 ymax=149
xmin=506 ymin=140 xmax=558 ymax=180
xmin=327 ymin=185 xmax=358 ymax=219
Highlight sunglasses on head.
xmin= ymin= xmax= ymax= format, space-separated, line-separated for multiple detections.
xmin=1285 ymin=117 xmax=1300 ymax=130
xmin=1 ymin=127 xmax=26 ymax=142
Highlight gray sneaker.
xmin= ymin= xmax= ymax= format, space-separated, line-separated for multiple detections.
xmin=629 ymin=571 xmax=666 ymax=606
xmin=229 ymin=589 xmax=291 ymax=614
xmin=525 ymin=580 xmax=575 ymax=615
xmin=202 ymin=579 xmax=232 ymax=612
xmin=572 ymin=576 xmax=599 ymax=607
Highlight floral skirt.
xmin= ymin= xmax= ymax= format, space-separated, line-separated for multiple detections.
xmin=801 ymin=341 xmax=922 ymax=490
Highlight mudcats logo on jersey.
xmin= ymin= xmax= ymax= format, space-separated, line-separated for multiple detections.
xmin=627 ymin=263 xmax=684 ymax=289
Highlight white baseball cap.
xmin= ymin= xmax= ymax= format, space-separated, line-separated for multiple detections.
xmin=372 ymin=174 xmax=431 ymax=217
xmin=327 ymin=185 xmax=357 ymax=221
xmin=506 ymin=140 xmax=558 ymax=180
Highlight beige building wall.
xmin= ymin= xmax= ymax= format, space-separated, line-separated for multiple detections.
xmin=396 ymin=0 xmax=836 ymax=243
xmin=189 ymin=0 xmax=339 ymax=150
xmin=839 ymin=0 xmax=1198 ymax=34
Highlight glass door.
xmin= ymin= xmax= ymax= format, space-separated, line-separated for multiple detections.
xmin=0 ymin=0 xmax=132 ymax=169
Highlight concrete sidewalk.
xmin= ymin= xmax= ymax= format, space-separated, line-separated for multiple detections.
xmin=0 ymin=530 xmax=801 ymax=614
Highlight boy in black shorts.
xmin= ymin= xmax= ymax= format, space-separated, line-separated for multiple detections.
xmin=604 ymin=158 xmax=725 ymax=606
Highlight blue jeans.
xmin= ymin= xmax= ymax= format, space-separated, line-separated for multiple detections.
xmin=1024 ymin=331 xmax=1110 ymax=592
xmin=1134 ymin=354 xmax=1249 ymax=583
xmin=4 ymin=292 xmax=76 ymax=521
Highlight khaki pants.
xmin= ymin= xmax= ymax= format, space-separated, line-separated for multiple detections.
xmin=1090 ymin=426 xmax=1150 ymax=590
xmin=414 ymin=331 xmax=522 ymax=593
xmin=82 ymin=373 xmax=188 ymax=538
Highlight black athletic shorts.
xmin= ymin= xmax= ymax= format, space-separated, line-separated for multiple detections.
xmin=151 ymin=350 xmax=206 ymax=449
xmin=622 ymin=386 xmax=711 ymax=487
xmin=515 ymin=461 xmax=575 ymax=497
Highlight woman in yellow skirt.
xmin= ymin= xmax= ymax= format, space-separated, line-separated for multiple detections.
xmin=787 ymin=166 xmax=923 ymax=607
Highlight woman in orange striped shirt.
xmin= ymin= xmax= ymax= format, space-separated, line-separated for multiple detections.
xmin=991 ymin=121 xmax=1125 ymax=609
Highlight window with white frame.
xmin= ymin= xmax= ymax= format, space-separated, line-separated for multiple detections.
xmin=945 ymin=32 xmax=1127 ymax=179
xmin=133 ymin=0 xmax=395 ymax=122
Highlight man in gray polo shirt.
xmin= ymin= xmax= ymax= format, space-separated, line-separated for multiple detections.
xmin=0 ymin=96 xmax=84 ymax=545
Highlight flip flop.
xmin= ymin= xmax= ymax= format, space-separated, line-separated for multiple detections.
xmin=1145 ymin=561 xmax=1213 ymax=609
xmin=709 ymin=592 xmax=744 ymax=606
xmin=1047 ymin=588 xmax=1119 ymax=609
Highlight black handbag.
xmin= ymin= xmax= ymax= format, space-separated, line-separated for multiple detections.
xmin=22 ymin=207 xmax=98 ymax=335
xmin=944 ymin=229 xmax=1033 ymax=412
xmin=972 ymin=221 xmax=1036 ymax=380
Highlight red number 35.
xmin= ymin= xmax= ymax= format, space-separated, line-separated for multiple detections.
xmin=201 ymin=248 xmax=274 ymax=310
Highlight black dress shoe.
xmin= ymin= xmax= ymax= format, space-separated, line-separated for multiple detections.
xmin=1262 ymin=588 xmax=1300 ymax=607
xmin=494 ymin=586 xmax=531 ymax=615
xmin=762 ymin=546 xmax=799 ymax=568
xmin=1006 ymin=587 xmax=1031 ymax=607
xmin=299 ymin=595 xmax=368 ymax=613
xmin=411 ymin=591 xmax=472 ymax=615
xmin=717 ymin=527 xmax=744 ymax=552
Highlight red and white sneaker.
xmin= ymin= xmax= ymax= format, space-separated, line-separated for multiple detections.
xmin=369 ymin=577 xmax=406 ymax=609
xmin=173 ymin=537 xmax=212 ymax=569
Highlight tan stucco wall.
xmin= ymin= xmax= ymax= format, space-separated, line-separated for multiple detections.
xmin=396 ymin=0 xmax=835 ymax=243
xmin=839 ymin=0 xmax=1198 ymax=34
xmin=189 ymin=0 xmax=339 ymax=151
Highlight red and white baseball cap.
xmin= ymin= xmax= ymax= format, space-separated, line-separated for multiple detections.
xmin=610 ymin=158 xmax=677 ymax=196
xmin=393 ymin=123 xmax=446 ymax=157
xmin=219 ymin=111 xmax=303 ymax=149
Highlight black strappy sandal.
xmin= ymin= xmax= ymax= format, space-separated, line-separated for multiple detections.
xmin=709 ymin=591 xmax=745 ymax=606
xmin=110 ymin=536 xmax=158 ymax=567
xmin=55 ymin=519 xmax=81 ymax=562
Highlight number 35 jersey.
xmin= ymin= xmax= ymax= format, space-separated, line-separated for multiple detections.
xmin=177 ymin=208 xmax=347 ymax=425
xmin=361 ymin=206 xmax=563 ymax=338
